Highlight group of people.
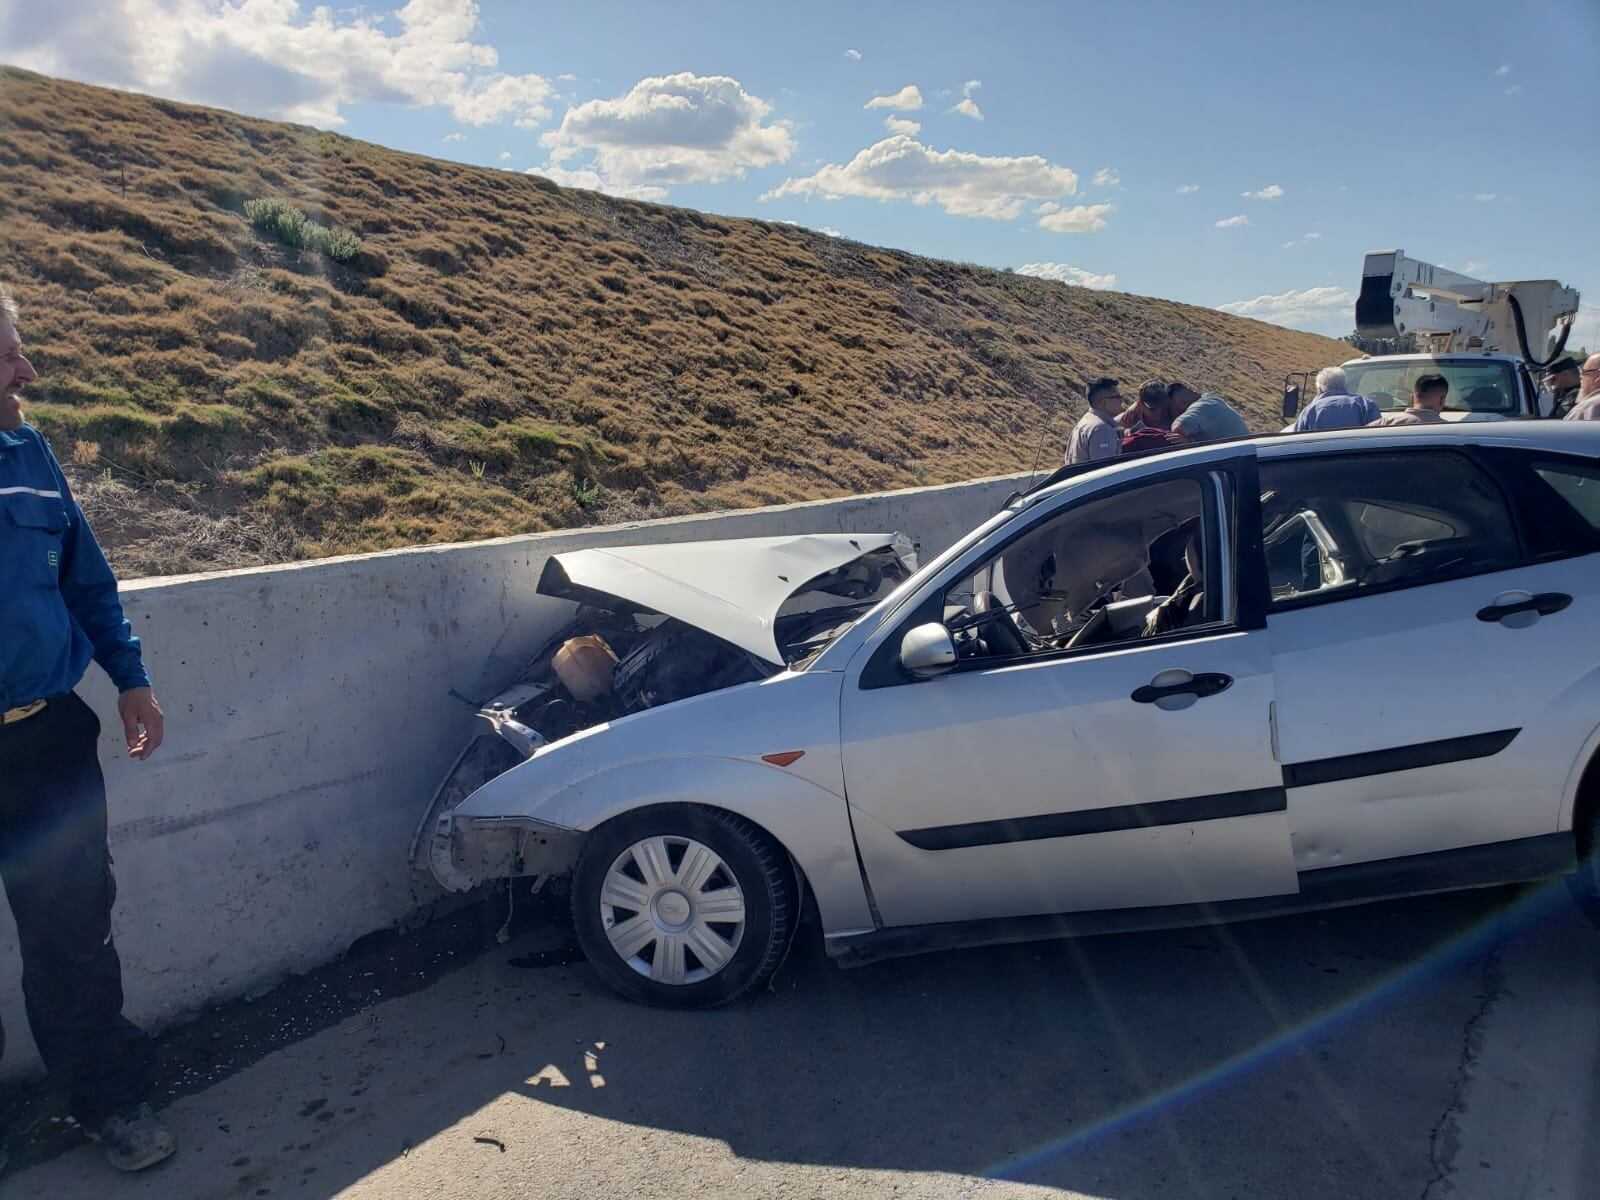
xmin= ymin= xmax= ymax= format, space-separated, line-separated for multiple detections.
xmin=1547 ymin=353 xmax=1600 ymax=420
xmin=1065 ymin=376 xmax=1249 ymax=465
xmin=1292 ymin=365 xmax=1436 ymax=430
xmin=1292 ymin=353 xmax=1600 ymax=429
xmin=1066 ymin=350 xmax=1600 ymax=466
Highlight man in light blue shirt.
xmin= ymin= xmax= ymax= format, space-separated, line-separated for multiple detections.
xmin=1167 ymin=382 xmax=1250 ymax=443
xmin=1293 ymin=366 xmax=1381 ymax=432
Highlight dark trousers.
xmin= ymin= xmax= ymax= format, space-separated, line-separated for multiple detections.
xmin=0 ymin=693 xmax=150 ymax=1128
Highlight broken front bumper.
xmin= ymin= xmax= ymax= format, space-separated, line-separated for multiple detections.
xmin=425 ymin=811 xmax=585 ymax=893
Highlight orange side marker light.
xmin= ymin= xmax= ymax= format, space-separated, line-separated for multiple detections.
xmin=762 ymin=751 xmax=806 ymax=768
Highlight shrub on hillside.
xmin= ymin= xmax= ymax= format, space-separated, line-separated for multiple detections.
xmin=243 ymin=197 xmax=361 ymax=263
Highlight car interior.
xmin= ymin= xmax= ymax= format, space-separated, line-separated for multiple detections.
xmin=1260 ymin=452 xmax=1521 ymax=604
xmin=940 ymin=478 xmax=1220 ymax=662
xmin=937 ymin=452 xmax=1529 ymax=662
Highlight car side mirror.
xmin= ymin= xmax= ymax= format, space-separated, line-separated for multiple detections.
xmin=1282 ymin=384 xmax=1301 ymax=420
xmin=900 ymin=622 xmax=957 ymax=679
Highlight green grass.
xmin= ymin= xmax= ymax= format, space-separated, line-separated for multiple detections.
xmin=243 ymin=197 xmax=362 ymax=263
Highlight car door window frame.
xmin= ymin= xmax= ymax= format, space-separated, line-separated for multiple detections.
xmin=858 ymin=453 xmax=1266 ymax=690
xmin=1259 ymin=446 xmax=1529 ymax=616
xmin=1473 ymin=447 xmax=1600 ymax=565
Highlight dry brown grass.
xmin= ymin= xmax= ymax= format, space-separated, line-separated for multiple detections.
xmin=0 ymin=67 xmax=1354 ymax=578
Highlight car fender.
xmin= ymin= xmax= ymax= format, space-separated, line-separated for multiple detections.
xmin=1559 ymin=714 xmax=1600 ymax=834
xmin=1524 ymin=664 xmax=1600 ymax=834
xmin=451 ymin=669 xmax=875 ymax=932
xmin=534 ymin=754 xmax=874 ymax=933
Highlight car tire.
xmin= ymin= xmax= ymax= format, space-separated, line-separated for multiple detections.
xmin=1567 ymin=800 xmax=1600 ymax=925
xmin=571 ymin=805 xmax=796 ymax=1008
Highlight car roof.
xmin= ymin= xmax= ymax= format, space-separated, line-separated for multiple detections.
xmin=1018 ymin=421 xmax=1600 ymax=508
xmin=1255 ymin=418 xmax=1600 ymax=460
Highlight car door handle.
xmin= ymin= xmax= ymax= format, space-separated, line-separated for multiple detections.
xmin=1131 ymin=669 xmax=1234 ymax=707
xmin=1476 ymin=591 xmax=1571 ymax=626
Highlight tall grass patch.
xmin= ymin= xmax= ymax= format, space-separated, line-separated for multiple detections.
xmin=243 ymin=197 xmax=361 ymax=262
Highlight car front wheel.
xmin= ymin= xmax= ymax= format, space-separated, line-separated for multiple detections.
xmin=571 ymin=806 xmax=796 ymax=1008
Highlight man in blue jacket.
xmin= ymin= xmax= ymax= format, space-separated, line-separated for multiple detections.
xmin=1292 ymin=366 xmax=1381 ymax=432
xmin=0 ymin=286 xmax=174 ymax=1173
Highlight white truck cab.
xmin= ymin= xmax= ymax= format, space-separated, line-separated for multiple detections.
xmin=1281 ymin=251 xmax=1581 ymax=426
xmin=1340 ymin=352 xmax=1543 ymax=421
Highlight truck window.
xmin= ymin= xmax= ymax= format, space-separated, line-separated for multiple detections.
xmin=1343 ymin=361 xmax=1517 ymax=415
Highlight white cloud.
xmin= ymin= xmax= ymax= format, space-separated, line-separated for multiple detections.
xmin=1283 ymin=240 xmax=1297 ymax=249
xmin=1475 ymin=192 xmax=1497 ymax=202
xmin=1244 ymin=184 xmax=1285 ymax=200
xmin=1464 ymin=260 xmax=1490 ymax=274
xmin=1494 ymin=64 xmax=1511 ymax=76
xmin=499 ymin=150 xmax=512 ymax=161
xmin=844 ymin=48 xmax=862 ymax=61
xmin=1215 ymin=214 xmax=1250 ymax=228
xmin=1035 ymin=200 xmax=1061 ymax=215
xmin=525 ymin=163 xmax=668 ymax=201
xmin=764 ymin=135 xmax=1080 ymax=220
xmin=1217 ymin=285 xmax=1355 ymax=335
xmin=948 ymin=96 xmax=983 ymax=120
xmin=1091 ymin=167 xmax=1120 ymax=187
xmin=7 ymin=0 xmax=557 ymax=129
xmin=557 ymin=72 xmax=576 ymax=82
xmin=1015 ymin=262 xmax=1117 ymax=290
xmin=1505 ymin=84 xmax=1522 ymax=95
xmin=443 ymin=131 xmax=467 ymax=143
xmin=883 ymin=115 xmax=921 ymax=136
xmin=1304 ymin=231 xmax=1321 ymax=239
xmin=1038 ymin=203 xmax=1112 ymax=234
xmin=775 ymin=219 xmax=843 ymax=238
xmin=962 ymin=79 xmax=982 ymax=95
xmin=1176 ymin=183 xmax=1199 ymax=194
xmin=864 ymin=84 xmax=923 ymax=111
xmin=539 ymin=72 xmax=794 ymax=193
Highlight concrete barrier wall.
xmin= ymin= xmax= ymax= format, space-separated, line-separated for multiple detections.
xmin=0 ymin=472 xmax=1030 ymax=1076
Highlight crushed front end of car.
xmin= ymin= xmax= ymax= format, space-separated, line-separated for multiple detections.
xmin=410 ymin=532 xmax=917 ymax=892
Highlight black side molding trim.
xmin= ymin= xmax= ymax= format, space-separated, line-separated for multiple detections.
xmin=898 ymin=786 xmax=1286 ymax=852
xmin=1282 ymin=728 xmax=1520 ymax=789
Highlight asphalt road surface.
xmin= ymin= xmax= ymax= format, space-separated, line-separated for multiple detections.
xmin=8 ymin=881 xmax=1600 ymax=1199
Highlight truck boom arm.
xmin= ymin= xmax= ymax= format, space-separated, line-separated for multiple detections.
xmin=1356 ymin=250 xmax=1579 ymax=366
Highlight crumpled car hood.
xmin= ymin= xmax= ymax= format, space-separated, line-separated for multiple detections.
xmin=537 ymin=532 xmax=906 ymax=666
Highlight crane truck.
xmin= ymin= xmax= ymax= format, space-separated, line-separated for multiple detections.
xmin=1282 ymin=251 xmax=1582 ymax=422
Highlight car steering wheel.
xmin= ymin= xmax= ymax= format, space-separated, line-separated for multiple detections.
xmin=973 ymin=590 xmax=1028 ymax=656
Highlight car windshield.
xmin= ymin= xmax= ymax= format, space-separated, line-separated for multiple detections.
xmin=1343 ymin=360 xmax=1517 ymax=414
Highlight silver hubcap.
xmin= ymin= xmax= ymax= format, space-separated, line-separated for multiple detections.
xmin=600 ymin=835 xmax=747 ymax=985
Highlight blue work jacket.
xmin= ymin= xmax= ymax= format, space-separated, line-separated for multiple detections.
xmin=0 ymin=424 xmax=148 ymax=708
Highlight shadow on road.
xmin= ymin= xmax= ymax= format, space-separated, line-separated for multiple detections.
xmin=12 ymin=882 xmax=1599 ymax=1199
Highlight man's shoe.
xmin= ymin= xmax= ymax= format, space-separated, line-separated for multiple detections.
xmin=89 ymin=1104 xmax=175 ymax=1172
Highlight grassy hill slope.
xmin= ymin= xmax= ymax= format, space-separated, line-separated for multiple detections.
xmin=0 ymin=68 xmax=1353 ymax=577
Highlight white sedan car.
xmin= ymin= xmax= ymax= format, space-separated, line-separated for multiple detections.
xmin=417 ymin=422 xmax=1600 ymax=1008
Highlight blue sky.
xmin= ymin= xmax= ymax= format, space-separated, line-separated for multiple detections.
xmin=8 ymin=0 xmax=1599 ymax=342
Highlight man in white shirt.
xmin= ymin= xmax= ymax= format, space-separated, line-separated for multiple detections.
xmin=1562 ymin=354 xmax=1600 ymax=421
xmin=1065 ymin=377 xmax=1123 ymax=465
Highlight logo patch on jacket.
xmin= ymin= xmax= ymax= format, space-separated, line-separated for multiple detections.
xmin=46 ymin=548 xmax=59 ymax=568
